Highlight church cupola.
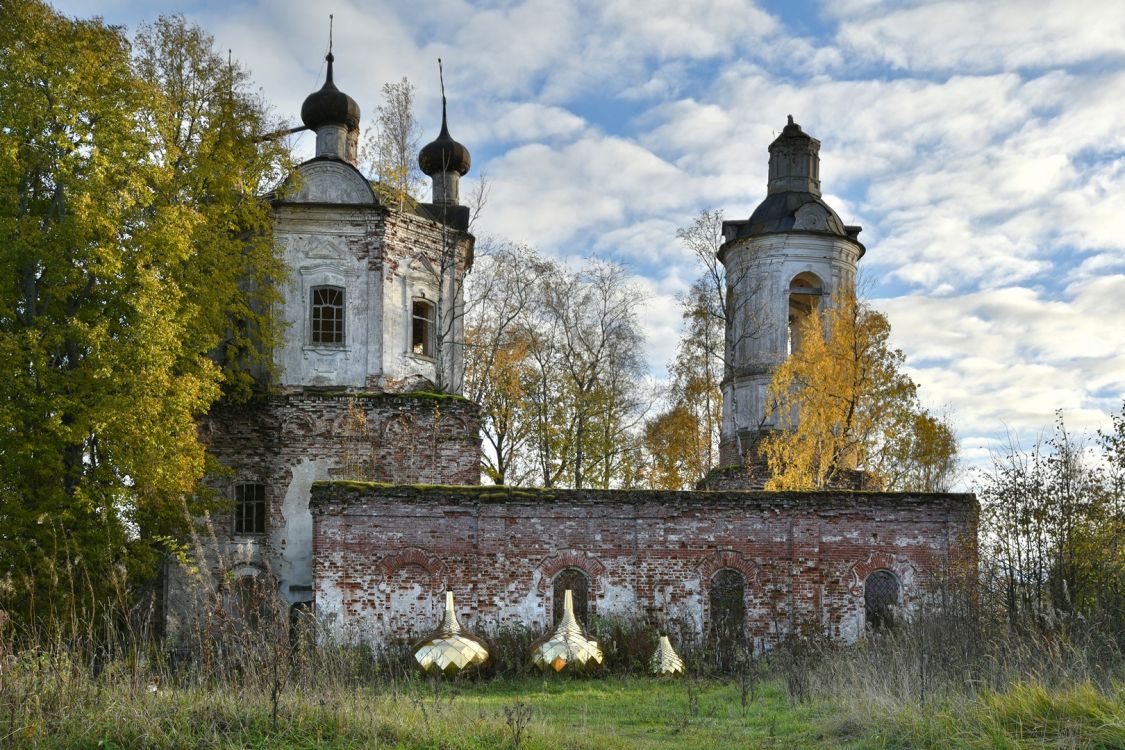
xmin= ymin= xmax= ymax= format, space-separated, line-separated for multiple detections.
xmin=418 ymin=62 xmax=471 ymax=206
xmin=767 ymin=115 xmax=821 ymax=196
xmin=301 ymin=46 xmax=361 ymax=165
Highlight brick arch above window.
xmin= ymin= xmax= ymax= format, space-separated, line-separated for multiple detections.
xmin=697 ymin=550 xmax=759 ymax=586
xmin=377 ymin=547 xmax=447 ymax=591
xmin=535 ymin=551 xmax=607 ymax=595
xmin=848 ymin=551 xmax=917 ymax=596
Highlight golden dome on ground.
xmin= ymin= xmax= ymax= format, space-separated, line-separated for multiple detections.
xmin=530 ymin=589 xmax=603 ymax=672
xmin=412 ymin=591 xmax=489 ymax=675
xmin=650 ymin=634 xmax=685 ymax=676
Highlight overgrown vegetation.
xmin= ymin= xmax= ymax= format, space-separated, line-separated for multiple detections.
xmin=1 ymin=595 xmax=1122 ymax=749
xmin=0 ymin=1 xmax=288 ymax=626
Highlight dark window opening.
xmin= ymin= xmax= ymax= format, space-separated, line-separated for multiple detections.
xmin=229 ymin=574 xmax=271 ymax=628
xmin=552 ymin=568 xmax=590 ymax=628
xmin=234 ymin=482 xmax=266 ymax=535
xmin=787 ymin=273 xmax=822 ymax=356
xmin=311 ymin=286 xmax=345 ymax=346
xmin=865 ymin=570 xmax=900 ymax=630
xmin=412 ymin=299 xmax=435 ymax=358
xmin=709 ymin=568 xmax=747 ymax=670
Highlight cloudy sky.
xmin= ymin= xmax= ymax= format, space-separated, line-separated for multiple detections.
xmin=57 ymin=0 xmax=1125 ymax=476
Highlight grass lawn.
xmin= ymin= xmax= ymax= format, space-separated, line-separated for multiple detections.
xmin=446 ymin=676 xmax=863 ymax=749
xmin=10 ymin=671 xmax=1123 ymax=748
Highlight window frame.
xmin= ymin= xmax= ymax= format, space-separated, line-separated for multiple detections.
xmin=310 ymin=284 xmax=346 ymax=347
xmin=233 ymin=482 xmax=267 ymax=536
xmin=411 ymin=297 xmax=436 ymax=359
xmin=864 ymin=569 xmax=901 ymax=630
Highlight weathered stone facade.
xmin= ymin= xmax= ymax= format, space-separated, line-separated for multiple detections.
xmin=164 ymin=53 xmax=481 ymax=636
xmin=310 ymin=484 xmax=976 ymax=649
xmin=163 ymin=393 xmax=480 ymax=634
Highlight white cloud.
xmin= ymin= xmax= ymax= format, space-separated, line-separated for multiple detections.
xmin=45 ymin=0 xmax=1125 ymax=467
xmin=836 ymin=0 xmax=1125 ymax=73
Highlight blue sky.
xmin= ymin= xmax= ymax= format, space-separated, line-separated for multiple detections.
xmin=57 ymin=0 xmax=1125 ymax=476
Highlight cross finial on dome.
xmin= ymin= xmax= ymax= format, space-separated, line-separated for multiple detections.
xmin=438 ymin=58 xmax=450 ymax=137
xmin=325 ymin=15 xmax=335 ymax=83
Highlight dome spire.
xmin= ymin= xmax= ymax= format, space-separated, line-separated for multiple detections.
xmin=300 ymin=16 xmax=360 ymax=163
xmin=325 ymin=14 xmax=335 ymax=87
xmin=419 ymin=58 xmax=471 ymax=205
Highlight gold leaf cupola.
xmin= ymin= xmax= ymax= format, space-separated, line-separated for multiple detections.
xmin=530 ymin=589 xmax=603 ymax=672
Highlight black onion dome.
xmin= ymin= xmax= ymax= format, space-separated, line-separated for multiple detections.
xmin=300 ymin=52 xmax=360 ymax=132
xmin=419 ymin=100 xmax=471 ymax=176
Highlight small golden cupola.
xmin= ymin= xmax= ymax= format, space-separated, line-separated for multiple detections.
xmin=412 ymin=591 xmax=490 ymax=675
xmin=530 ymin=589 xmax=604 ymax=672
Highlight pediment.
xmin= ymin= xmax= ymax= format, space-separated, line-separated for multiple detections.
xmin=284 ymin=160 xmax=376 ymax=205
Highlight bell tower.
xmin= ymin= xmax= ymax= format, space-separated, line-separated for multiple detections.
xmin=717 ymin=117 xmax=865 ymax=473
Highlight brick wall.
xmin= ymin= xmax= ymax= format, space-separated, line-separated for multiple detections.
xmin=204 ymin=391 xmax=481 ymax=493
xmin=163 ymin=392 xmax=480 ymax=638
xmin=310 ymin=484 xmax=977 ymax=649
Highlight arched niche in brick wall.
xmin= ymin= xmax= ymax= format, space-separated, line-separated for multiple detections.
xmin=697 ymin=549 xmax=759 ymax=586
xmin=382 ymin=414 xmax=414 ymax=442
xmin=536 ymin=551 xmax=606 ymax=623
xmin=376 ymin=547 xmax=448 ymax=637
xmin=377 ymin=547 xmax=448 ymax=591
xmin=221 ymin=563 xmax=274 ymax=627
xmin=696 ymin=550 xmax=760 ymax=639
xmin=281 ymin=413 xmax=317 ymax=440
xmin=847 ymin=551 xmax=918 ymax=608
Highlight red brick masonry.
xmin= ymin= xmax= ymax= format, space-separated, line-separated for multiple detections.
xmin=310 ymin=484 xmax=977 ymax=649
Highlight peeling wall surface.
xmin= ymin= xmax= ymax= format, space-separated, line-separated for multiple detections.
xmin=273 ymin=183 xmax=471 ymax=392
xmin=163 ymin=393 xmax=481 ymax=636
xmin=310 ymin=484 xmax=977 ymax=649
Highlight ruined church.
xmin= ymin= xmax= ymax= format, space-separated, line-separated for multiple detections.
xmin=166 ymin=50 xmax=976 ymax=651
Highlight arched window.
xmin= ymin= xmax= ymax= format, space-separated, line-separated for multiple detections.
xmin=708 ymin=568 xmax=747 ymax=670
xmin=787 ymin=273 xmax=822 ymax=355
xmin=552 ymin=568 xmax=589 ymax=627
xmin=233 ymin=482 xmax=266 ymax=535
xmin=709 ymin=568 xmax=746 ymax=638
xmin=412 ymin=298 xmax=436 ymax=357
xmin=310 ymin=285 xmax=345 ymax=345
xmin=228 ymin=574 xmax=271 ymax=628
xmin=864 ymin=570 xmax=900 ymax=630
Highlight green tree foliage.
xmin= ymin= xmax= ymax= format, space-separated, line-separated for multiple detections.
xmin=642 ymin=279 xmax=723 ymax=490
xmin=0 ymin=3 xmax=287 ymax=624
xmin=978 ymin=407 xmax=1125 ymax=643
xmin=761 ymin=292 xmax=957 ymax=491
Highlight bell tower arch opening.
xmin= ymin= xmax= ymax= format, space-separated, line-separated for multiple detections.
xmin=786 ymin=272 xmax=823 ymax=356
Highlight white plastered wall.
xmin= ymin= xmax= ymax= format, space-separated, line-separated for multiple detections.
xmin=721 ymin=232 xmax=861 ymax=442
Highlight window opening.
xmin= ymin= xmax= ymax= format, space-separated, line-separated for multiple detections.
xmin=864 ymin=570 xmax=900 ymax=630
xmin=787 ymin=274 xmax=822 ymax=355
xmin=553 ymin=568 xmax=590 ymax=627
xmin=311 ymin=286 xmax=345 ymax=346
xmin=412 ymin=299 xmax=436 ymax=358
xmin=234 ymin=482 xmax=266 ymax=535
xmin=709 ymin=568 xmax=747 ymax=670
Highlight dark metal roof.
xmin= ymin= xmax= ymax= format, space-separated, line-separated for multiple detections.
xmin=418 ymin=98 xmax=471 ymax=177
xmin=300 ymin=52 xmax=360 ymax=132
